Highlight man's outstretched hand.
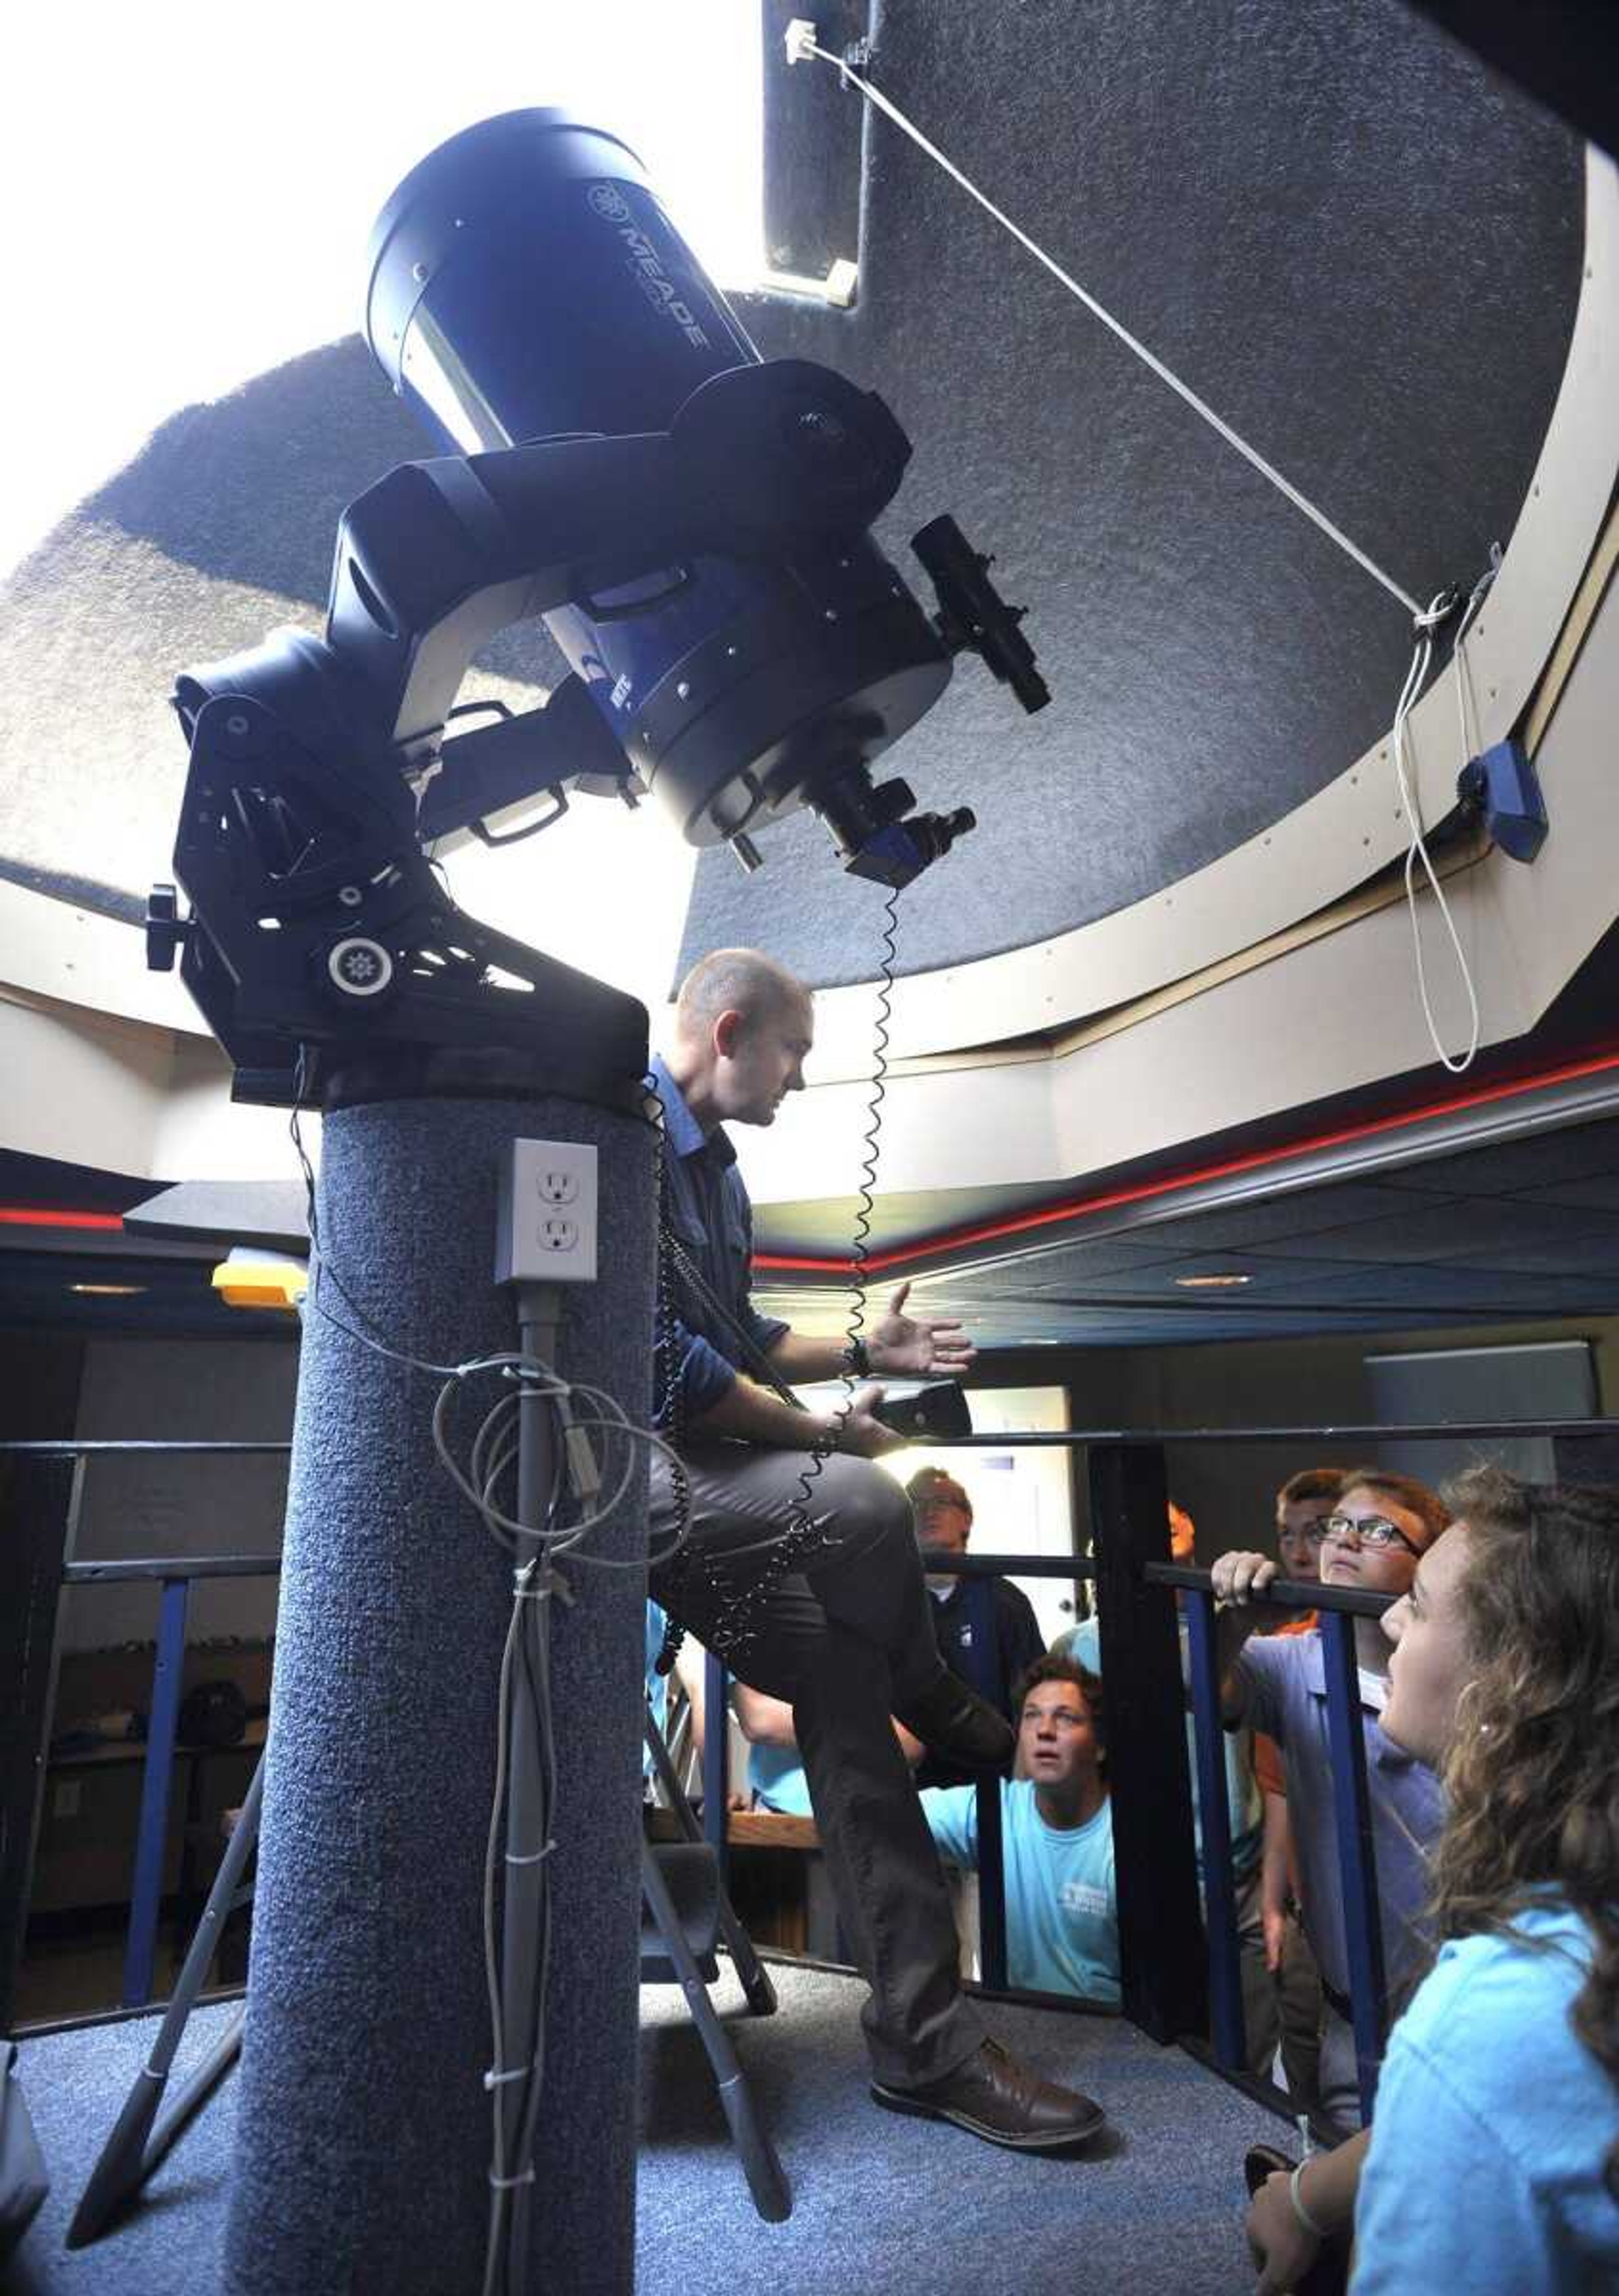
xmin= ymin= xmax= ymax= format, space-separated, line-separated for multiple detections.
xmin=869 ymin=1282 xmax=976 ymax=1377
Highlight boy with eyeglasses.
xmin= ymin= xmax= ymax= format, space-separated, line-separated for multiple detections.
xmin=1209 ymin=1469 xmax=1450 ymax=2134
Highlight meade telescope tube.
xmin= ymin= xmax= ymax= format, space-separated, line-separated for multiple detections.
xmin=366 ymin=108 xmax=1043 ymax=878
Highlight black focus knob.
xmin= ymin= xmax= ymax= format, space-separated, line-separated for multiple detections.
xmin=145 ymin=883 xmax=190 ymax=972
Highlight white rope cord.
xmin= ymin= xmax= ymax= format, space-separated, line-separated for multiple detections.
xmin=1392 ymin=591 xmax=1483 ymax=1075
xmin=1450 ymin=552 xmax=1499 ymax=768
xmin=789 ymin=30 xmax=1423 ymax=618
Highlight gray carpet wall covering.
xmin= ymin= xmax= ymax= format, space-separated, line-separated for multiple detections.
xmin=223 ymin=1095 xmax=654 ymax=2296
xmin=683 ymin=0 xmax=1587 ymax=986
xmin=0 ymin=2 xmax=1584 ymax=1002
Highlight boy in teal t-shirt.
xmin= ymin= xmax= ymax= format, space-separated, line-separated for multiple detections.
xmin=921 ymin=1656 xmax=1119 ymax=2003
xmin=1055 ymin=1611 xmax=1266 ymax=1888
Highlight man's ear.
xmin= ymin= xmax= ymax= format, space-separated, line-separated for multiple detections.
xmin=713 ymin=1008 xmax=744 ymax=1060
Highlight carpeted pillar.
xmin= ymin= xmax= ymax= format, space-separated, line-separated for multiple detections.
xmin=224 ymin=1093 xmax=654 ymax=2296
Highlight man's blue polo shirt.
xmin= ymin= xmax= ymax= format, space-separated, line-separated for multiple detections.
xmin=649 ymin=1055 xmax=788 ymax=1421
xmin=1233 ymin=1630 xmax=1444 ymax=2005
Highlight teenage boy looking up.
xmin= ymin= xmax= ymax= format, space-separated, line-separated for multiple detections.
xmin=921 ymin=1658 xmax=1119 ymax=2004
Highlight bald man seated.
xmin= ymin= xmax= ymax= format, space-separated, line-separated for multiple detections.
xmin=647 ymin=947 xmax=1105 ymax=2152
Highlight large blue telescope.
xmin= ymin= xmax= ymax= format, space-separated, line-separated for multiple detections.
xmin=158 ymin=110 xmax=1045 ymax=1109
xmin=365 ymin=109 xmax=1025 ymax=864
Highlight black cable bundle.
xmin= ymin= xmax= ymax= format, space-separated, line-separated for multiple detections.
xmin=651 ymin=1104 xmax=693 ymax=1679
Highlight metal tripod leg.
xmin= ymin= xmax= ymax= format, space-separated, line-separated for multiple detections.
xmin=640 ymin=1843 xmax=791 ymax=2223
xmin=644 ymin=1705 xmax=776 ymax=2015
xmin=66 ymin=1753 xmax=263 ymax=2247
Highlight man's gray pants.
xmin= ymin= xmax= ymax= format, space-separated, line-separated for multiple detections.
xmin=1233 ymin=1871 xmax=1323 ymax=2107
xmin=649 ymin=1441 xmax=985 ymax=2089
xmin=1316 ymin=2002 xmax=1371 ymax=2136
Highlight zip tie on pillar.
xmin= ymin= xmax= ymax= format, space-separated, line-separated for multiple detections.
xmin=503 ymin=1839 xmax=558 ymax=1869
xmin=513 ymin=1555 xmax=574 ymax=1604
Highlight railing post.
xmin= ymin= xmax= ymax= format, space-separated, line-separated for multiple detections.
xmin=974 ymin=1770 xmax=1009 ymax=1992
xmin=122 ymin=1575 xmax=191 ymax=2008
xmin=959 ymin=1573 xmax=998 ymax=1703
xmin=0 ymin=1451 xmax=83 ymax=2032
xmin=1183 ymin=1586 xmax=1245 ymax=2070
xmin=1318 ymin=1608 xmax=1388 ymax=2118
xmin=961 ymin=1575 xmax=1009 ymax=1988
xmin=702 ymin=1648 xmax=730 ymax=1884
xmin=1089 ymin=1443 xmax=1206 ymax=2043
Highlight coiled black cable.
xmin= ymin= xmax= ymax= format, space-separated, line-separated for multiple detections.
xmin=841 ymin=882 xmax=898 ymax=1386
xmin=670 ymin=894 xmax=904 ymax=1656
xmin=650 ymin=1090 xmax=694 ymax=1677
xmin=783 ymin=881 xmax=901 ymax=1518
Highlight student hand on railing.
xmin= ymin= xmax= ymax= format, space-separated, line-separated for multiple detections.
xmin=1208 ymin=1551 xmax=1278 ymax=1724
xmin=1210 ymin=1550 xmax=1279 ymax=1606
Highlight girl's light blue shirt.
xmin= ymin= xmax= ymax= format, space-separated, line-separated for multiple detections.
xmin=1353 ymin=1901 xmax=1619 ymax=2294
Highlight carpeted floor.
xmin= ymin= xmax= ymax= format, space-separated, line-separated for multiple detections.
xmin=8 ymin=1962 xmax=1286 ymax=2294
xmin=638 ymin=1961 xmax=1286 ymax=2296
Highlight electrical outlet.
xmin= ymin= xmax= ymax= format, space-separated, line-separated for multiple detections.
xmin=496 ymin=1139 xmax=599 ymax=1284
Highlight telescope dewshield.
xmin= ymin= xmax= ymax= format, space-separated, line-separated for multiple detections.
xmin=366 ymin=108 xmax=952 ymax=852
xmin=366 ymin=108 xmax=758 ymax=447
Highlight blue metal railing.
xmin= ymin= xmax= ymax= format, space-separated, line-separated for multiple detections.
xmin=1318 ymin=1603 xmax=1391 ymax=2108
xmin=1158 ymin=1560 xmax=1395 ymax=2119
xmin=59 ymin=1552 xmax=284 ymax=2009
xmin=1182 ymin=1576 xmax=1246 ymax=2071
xmin=16 ymin=1414 xmax=1616 ymax=2101
xmin=693 ymin=1410 xmax=1619 ymax=2116
xmin=4 ymin=1437 xmax=288 ymax=2020
xmin=697 ymin=1539 xmax=1392 ymax=2115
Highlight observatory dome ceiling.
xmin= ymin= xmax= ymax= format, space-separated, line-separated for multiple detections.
xmin=0 ymin=0 xmax=1589 ymax=1023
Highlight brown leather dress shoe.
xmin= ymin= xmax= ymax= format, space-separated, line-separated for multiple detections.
xmin=870 ymin=2038 xmax=1106 ymax=2152
xmin=892 ymin=1673 xmax=1014 ymax=1770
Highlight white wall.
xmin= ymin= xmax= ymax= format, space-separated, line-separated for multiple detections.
xmin=1058 ymin=1313 xmax=1619 ymax=1565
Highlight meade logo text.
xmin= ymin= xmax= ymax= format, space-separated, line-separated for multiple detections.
xmin=586 ymin=182 xmax=711 ymax=350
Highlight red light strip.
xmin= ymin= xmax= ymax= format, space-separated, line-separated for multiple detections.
xmin=0 ymin=1206 xmax=125 ymax=1232
xmin=10 ymin=1043 xmax=1618 ymax=1269
xmin=754 ymin=1043 xmax=1619 ymax=1276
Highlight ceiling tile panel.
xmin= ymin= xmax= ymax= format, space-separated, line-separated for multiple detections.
xmin=1374 ymin=1122 xmax=1619 ymax=1198
xmin=1125 ymin=1182 xmax=1419 ymax=1254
